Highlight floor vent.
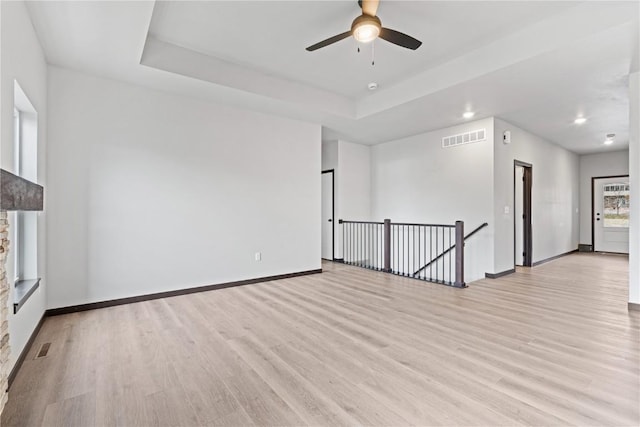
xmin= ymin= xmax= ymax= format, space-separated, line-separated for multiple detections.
xmin=442 ymin=128 xmax=486 ymax=148
xmin=36 ymin=343 xmax=51 ymax=359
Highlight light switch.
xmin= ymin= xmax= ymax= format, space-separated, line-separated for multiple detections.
xmin=504 ymin=206 xmax=510 ymax=214
xmin=255 ymin=252 xmax=261 ymax=261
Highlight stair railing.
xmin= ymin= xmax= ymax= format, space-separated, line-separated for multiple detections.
xmin=339 ymin=219 xmax=486 ymax=288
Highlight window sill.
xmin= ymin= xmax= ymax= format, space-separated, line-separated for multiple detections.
xmin=14 ymin=278 xmax=40 ymax=314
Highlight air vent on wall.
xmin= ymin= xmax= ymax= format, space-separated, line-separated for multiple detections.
xmin=442 ymin=128 xmax=486 ymax=148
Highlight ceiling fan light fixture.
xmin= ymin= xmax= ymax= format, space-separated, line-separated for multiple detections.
xmin=352 ymin=15 xmax=381 ymax=43
xmin=306 ymin=1 xmax=422 ymax=52
xmin=354 ymin=23 xmax=380 ymax=43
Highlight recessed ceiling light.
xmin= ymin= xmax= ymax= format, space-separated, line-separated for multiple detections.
xmin=574 ymin=117 xmax=587 ymax=125
xmin=463 ymin=111 xmax=475 ymax=119
xmin=368 ymin=82 xmax=378 ymax=91
xmin=604 ymin=133 xmax=615 ymax=145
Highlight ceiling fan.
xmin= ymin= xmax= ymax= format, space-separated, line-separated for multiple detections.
xmin=306 ymin=0 xmax=422 ymax=52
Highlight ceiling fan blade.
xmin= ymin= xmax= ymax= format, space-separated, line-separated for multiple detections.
xmin=361 ymin=0 xmax=380 ymax=17
xmin=306 ymin=31 xmax=352 ymax=51
xmin=379 ymin=27 xmax=422 ymax=50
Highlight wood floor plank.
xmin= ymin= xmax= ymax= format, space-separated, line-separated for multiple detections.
xmin=221 ymin=367 xmax=305 ymax=426
xmin=2 ymin=252 xmax=638 ymax=426
xmin=40 ymin=391 xmax=96 ymax=427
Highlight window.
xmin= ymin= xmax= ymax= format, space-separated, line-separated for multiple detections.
xmin=13 ymin=81 xmax=38 ymax=287
xmin=603 ymin=182 xmax=630 ymax=228
xmin=13 ymin=110 xmax=26 ymax=282
xmin=13 ymin=109 xmax=26 ymax=283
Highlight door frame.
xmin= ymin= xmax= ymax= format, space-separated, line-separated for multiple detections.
xmin=514 ymin=160 xmax=533 ymax=267
xmin=591 ymin=174 xmax=629 ymax=253
xmin=321 ymin=169 xmax=335 ymax=260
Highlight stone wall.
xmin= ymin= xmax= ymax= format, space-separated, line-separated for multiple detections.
xmin=0 ymin=211 xmax=9 ymax=413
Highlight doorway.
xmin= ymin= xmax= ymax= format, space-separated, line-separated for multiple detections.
xmin=321 ymin=170 xmax=334 ymax=260
xmin=592 ymin=176 xmax=629 ymax=253
xmin=514 ymin=161 xmax=533 ymax=267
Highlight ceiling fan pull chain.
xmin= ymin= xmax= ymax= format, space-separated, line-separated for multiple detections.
xmin=371 ymin=41 xmax=375 ymax=66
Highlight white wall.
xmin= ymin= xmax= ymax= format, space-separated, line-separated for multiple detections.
xmin=629 ymin=71 xmax=639 ymax=305
xmin=321 ymin=140 xmax=338 ymax=172
xmin=578 ymin=150 xmax=629 ymax=245
xmin=371 ymin=118 xmax=495 ymax=282
xmin=493 ymin=118 xmax=580 ymax=273
xmin=1 ymin=1 xmax=48 ymax=372
xmin=46 ymin=66 xmax=321 ymax=309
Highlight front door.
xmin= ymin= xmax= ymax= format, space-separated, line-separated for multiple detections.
xmin=594 ymin=177 xmax=629 ymax=253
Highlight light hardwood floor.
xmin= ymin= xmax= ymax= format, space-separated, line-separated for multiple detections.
xmin=2 ymin=253 xmax=639 ymax=426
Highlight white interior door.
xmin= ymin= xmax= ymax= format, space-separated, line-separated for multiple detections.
xmin=321 ymin=172 xmax=334 ymax=260
xmin=515 ymin=166 xmax=524 ymax=266
xmin=594 ymin=177 xmax=629 ymax=253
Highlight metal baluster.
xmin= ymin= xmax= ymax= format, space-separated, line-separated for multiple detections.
xmin=395 ymin=225 xmax=398 ymax=273
xmin=405 ymin=225 xmax=408 ymax=276
xmin=414 ymin=226 xmax=417 ymax=279
xmin=369 ymin=223 xmax=372 ymax=269
xmin=390 ymin=225 xmax=393 ymax=273
xmin=346 ymin=223 xmax=349 ymax=264
xmin=364 ymin=224 xmax=371 ymax=268
xmin=342 ymin=222 xmax=345 ymax=264
xmin=404 ymin=225 xmax=411 ymax=276
xmin=454 ymin=221 xmax=465 ymax=288
xmin=345 ymin=223 xmax=347 ymax=264
xmin=449 ymin=227 xmax=452 ymax=284
xmin=436 ymin=226 xmax=439 ymax=282
xmin=376 ymin=224 xmax=379 ymax=270
xmin=368 ymin=223 xmax=371 ymax=269
xmin=360 ymin=223 xmax=363 ymax=267
xmin=417 ymin=225 xmax=421 ymax=279
xmin=373 ymin=223 xmax=375 ymax=269
xmin=403 ymin=225 xmax=407 ymax=276
xmin=413 ymin=225 xmax=416 ymax=278
xmin=359 ymin=223 xmax=361 ymax=267
xmin=423 ymin=225 xmax=427 ymax=280
xmin=365 ymin=223 xmax=368 ymax=268
xmin=349 ymin=223 xmax=352 ymax=264
xmin=347 ymin=224 xmax=353 ymax=264
xmin=407 ymin=225 xmax=410 ymax=277
xmin=372 ymin=224 xmax=375 ymax=269
xmin=393 ymin=225 xmax=400 ymax=274
xmin=429 ymin=226 xmax=432 ymax=281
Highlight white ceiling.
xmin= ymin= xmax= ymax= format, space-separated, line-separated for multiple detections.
xmin=148 ymin=1 xmax=575 ymax=99
xmin=26 ymin=1 xmax=640 ymax=154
